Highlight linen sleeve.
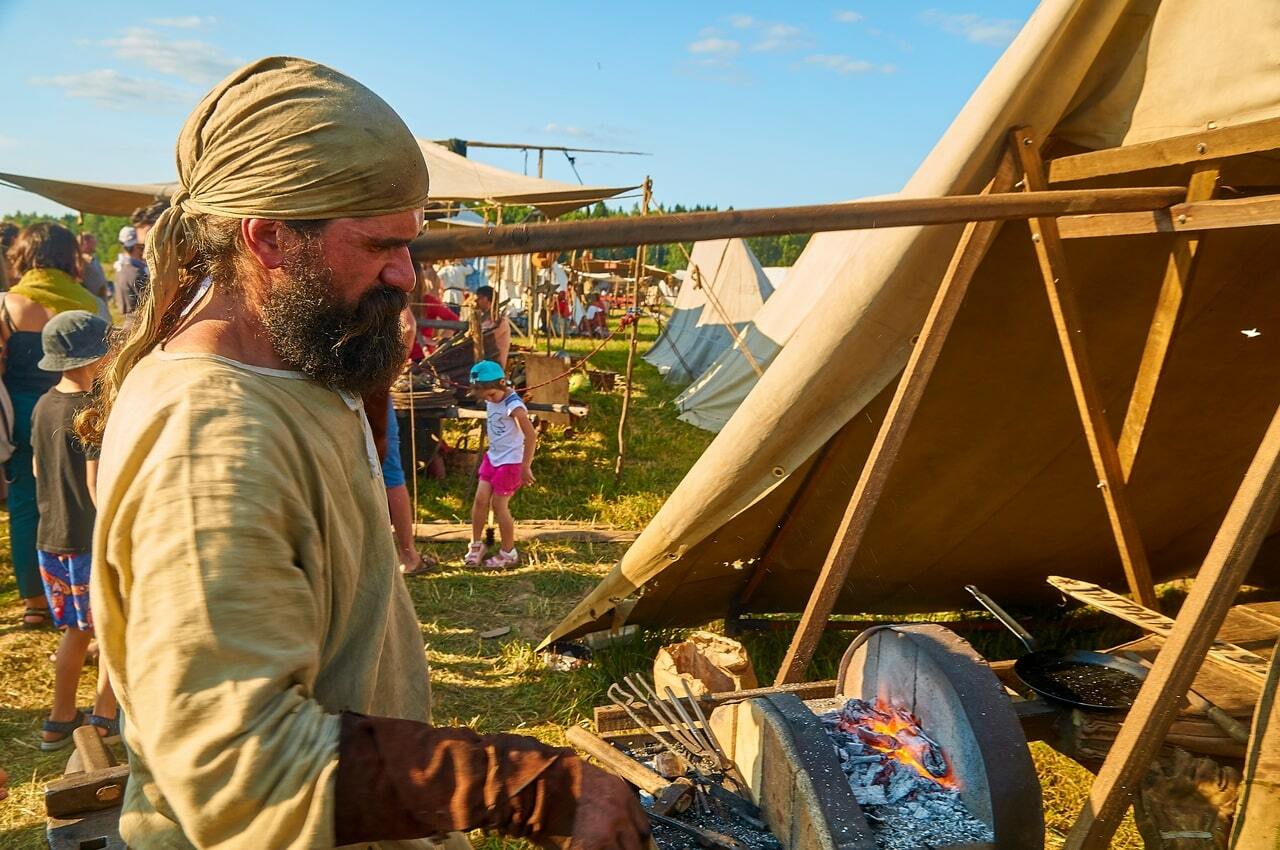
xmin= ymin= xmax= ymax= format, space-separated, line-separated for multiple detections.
xmin=112 ymin=401 xmax=339 ymax=849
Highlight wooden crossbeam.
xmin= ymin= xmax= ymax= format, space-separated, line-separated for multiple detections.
xmin=1065 ymin=401 xmax=1280 ymax=850
xmin=1117 ymin=163 xmax=1220 ymax=476
xmin=774 ymin=149 xmax=1019 ymax=685
xmin=1057 ymin=192 xmax=1280 ymax=239
xmin=1013 ymin=127 xmax=1159 ymax=610
xmin=1047 ymin=115 xmax=1280 ymax=184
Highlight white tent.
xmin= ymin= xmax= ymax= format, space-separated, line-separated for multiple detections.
xmin=675 ymin=228 xmax=877 ymax=431
xmin=762 ymin=267 xmax=789 ymax=290
xmin=643 ymin=239 xmax=774 ymax=384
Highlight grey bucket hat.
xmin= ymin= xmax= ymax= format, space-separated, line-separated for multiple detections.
xmin=39 ymin=310 xmax=110 ymax=372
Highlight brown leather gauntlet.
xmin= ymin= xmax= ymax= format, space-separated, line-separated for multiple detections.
xmin=335 ymin=712 xmax=583 ymax=846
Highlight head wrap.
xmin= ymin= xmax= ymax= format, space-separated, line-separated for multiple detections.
xmin=145 ymin=56 xmax=431 ymax=301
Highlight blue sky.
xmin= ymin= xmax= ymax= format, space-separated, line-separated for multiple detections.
xmin=0 ymin=1 xmax=1036 ymax=217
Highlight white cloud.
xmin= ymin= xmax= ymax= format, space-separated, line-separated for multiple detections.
xmin=727 ymin=14 xmax=756 ymax=29
xmin=834 ymin=10 xmax=863 ymax=24
xmin=752 ymin=22 xmax=809 ymax=53
xmin=688 ymin=36 xmax=740 ymax=58
xmin=149 ymin=15 xmax=216 ymax=28
xmin=543 ymin=122 xmax=598 ymax=140
xmin=804 ymin=53 xmax=894 ymax=75
xmin=920 ymin=11 xmax=1018 ymax=46
xmin=0 ymin=135 xmax=17 ymax=149
xmin=103 ymin=27 xmax=240 ymax=85
xmin=31 ymin=69 xmax=189 ymax=110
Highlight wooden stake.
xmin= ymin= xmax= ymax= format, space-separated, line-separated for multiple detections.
xmin=1117 ymin=162 xmax=1220 ymax=477
xmin=1013 ymin=127 xmax=1159 ymax=610
xmin=1064 ymin=401 xmax=1280 ymax=850
xmin=615 ymin=177 xmax=652 ymax=480
xmin=775 ymin=149 xmax=1018 ymax=684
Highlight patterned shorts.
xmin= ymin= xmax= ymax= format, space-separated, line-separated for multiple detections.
xmin=38 ymin=551 xmax=93 ymax=632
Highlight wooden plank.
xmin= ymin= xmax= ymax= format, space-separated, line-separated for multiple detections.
xmin=410 ymin=186 xmax=1186 ymax=261
xmin=1058 ymin=193 xmax=1280 ymax=239
xmin=523 ymin=353 xmax=572 ymax=427
xmin=1117 ymin=163 xmax=1221 ymax=477
xmin=413 ymin=520 xmax=638 ymax=544
xmin=1232 ymin=644 xmax=1280 ymax=848
xmin=774 ymin=149 xmax=1020 ymax=685
xmin=1064 ymin=401 xmax=1280 ymax=850
xmin=1047 ymin=576 xmax=1271 ymax=683
xmin=1013 ymin=127 xmax=1159 ymax=610
xmin=1047 ymin=115 xmax=1280 ymax=184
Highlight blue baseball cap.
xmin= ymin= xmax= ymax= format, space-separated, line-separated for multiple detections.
xmin=470 ymin=360 xmax=506 ymax=384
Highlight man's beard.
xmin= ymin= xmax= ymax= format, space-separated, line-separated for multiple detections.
xmin=259 ymin=239 xmax=408 ymax=394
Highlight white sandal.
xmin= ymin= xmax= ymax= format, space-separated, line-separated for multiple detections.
xmin=464 ymin=542 xmax=486 ymax=567
xmin=480 ymin=549 xmax=520 ymax=571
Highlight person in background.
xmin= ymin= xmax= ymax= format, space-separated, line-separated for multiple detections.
xmin=32 ymin=311 xmax=118 ymax=749
xmin=3 ymin=223 xmax=102 ymax=630
xmin=437 ymin=257 xmax=471 ymax=307
xmin=474 ymin=284 xmax=511 ymax=367
xmin=579 ymin=290 xmax=608 ymax=338
xmin=464 ymin=360 xmax=536 ymax=570
xmin=1 ymin=221 xmax=20 ymax=288
xmin=112 ymin=226 xmax=147 ymax=316
xmin=130 ymin=197 xmax=171 ymax=247
xmin=78 ymin=233 xmax=109 ymax=300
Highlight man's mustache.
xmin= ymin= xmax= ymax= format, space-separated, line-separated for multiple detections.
xmin=335 ymin=286 xmax=407 ymax=349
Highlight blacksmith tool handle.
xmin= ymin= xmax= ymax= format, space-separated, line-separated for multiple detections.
xmin=565 ymin=725 xmax=694 ymax=815
xmin=964 ymin=584 xmax=1038 ymax=653
xmin=1119 ymin=652 xmax=1251 ymax=745
xmin=679 ymin=678 xmax=752 ymax=792
xmin=647 ymin=810 xmax=752 ymax=850
xmin=630 ymin=675 xmax=716 ymax=761
xmin=607 ymin=683 xmax=705 ymax=766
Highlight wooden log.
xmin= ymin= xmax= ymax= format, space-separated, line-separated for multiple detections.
xmin=409 ymin=186 xmax=1186 ymax=261
xmin=1064 ymin=401 xmax=1280 ymax=850
xmin=1014 ymin=127 xmax=1158 ymax=610
xmin=776 ymin=149 xmax=1020 ymax=685
xmin=1047 ymin=114 xmax=1280 ymax=184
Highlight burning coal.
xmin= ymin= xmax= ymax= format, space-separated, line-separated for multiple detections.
xmin=821 ymin=699 xmax=994 ymax=850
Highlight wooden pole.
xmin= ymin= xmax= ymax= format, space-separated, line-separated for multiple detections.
xmin=1117 ymin=162 xmax=1220 ymax=477
xmin=410 ymin=186 xmax=1186 ymax=262
xmin=1064 ymin=401 xmax=1280 ymax=850
xmin=1013 ymin=127 xmax=1159 ymax=609
xmin=615 ymin=177 xmax=652 ymax=480
xmin=775 ymin=149 xmax=1019 ymax=684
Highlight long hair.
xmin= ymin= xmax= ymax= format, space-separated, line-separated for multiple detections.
xmin=8 ymin=221 xmax=79 ymax=279
xmin=75 ymin=213 xmax=243 ymax=445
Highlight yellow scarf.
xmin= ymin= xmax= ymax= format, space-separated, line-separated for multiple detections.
xmin=10 ymin=268 xmax=100 ymax=315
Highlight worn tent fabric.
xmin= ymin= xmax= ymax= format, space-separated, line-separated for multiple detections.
xmin=762 ymin=267 xmax=789 ymax=290
xmin=0 ymin=140 xmax=633 ymax=218
xmin=544 ymin=0 xmax=1280 ymax=646
xmin=675 ymin=228 xmax=876 ymax=431
xmin=643 ymin=239 xmax=773 ymax=384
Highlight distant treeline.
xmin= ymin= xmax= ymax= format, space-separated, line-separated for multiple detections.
xmin=3 ymin=202 xmax=810 ymax=272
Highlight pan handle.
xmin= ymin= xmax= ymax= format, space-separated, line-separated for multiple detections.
xmin=964 ymin=585 xmax=1039 ymax=653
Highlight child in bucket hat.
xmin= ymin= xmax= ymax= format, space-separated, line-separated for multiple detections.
xmin=465 ymin=360 xmax=538 ymax=569
xmin=31 ymin=310 xmax=118 ymax=749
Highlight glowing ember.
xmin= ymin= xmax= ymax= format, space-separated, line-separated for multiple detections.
xmin=836 ymin=699 xmax=956 ymax=788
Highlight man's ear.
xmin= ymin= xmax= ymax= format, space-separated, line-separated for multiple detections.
xmin=242 ymin=219 xmax=287 ymax=271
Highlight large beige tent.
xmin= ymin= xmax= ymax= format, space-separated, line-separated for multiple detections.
xmin=0 ymin=138 xmax=633 ymax=218
xmin=545 ymin=0 xmax=1280 ymax=646
xmin=644 ymin=238 xmax=774 ymax=384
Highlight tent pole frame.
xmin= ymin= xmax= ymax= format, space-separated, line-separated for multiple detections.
xmin=1013 ymin=127 xmax=1159 ymax=609
xmin=774 ymin=144 xmax=1021 ymax=684
xmin=615 ymin=177 xmax=653 ymax=480
xmin=1116 ymin=161 xmax=1220 ymax=476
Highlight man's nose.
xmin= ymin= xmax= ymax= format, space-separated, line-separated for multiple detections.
xmin=382 ymin=249 xmax=416 ymax=292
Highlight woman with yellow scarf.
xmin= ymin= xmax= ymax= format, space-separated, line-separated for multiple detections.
xmin=3 ymin=222 xmax=101 ymax=628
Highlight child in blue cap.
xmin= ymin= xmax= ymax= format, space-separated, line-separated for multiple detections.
xmin=465 ymin=360 xmax=537 ymax=569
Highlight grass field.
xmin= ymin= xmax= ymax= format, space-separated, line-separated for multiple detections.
xmin=0 ymin=318 xmax=1142 ymax=848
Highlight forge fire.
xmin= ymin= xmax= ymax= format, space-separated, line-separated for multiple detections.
xmin=821 ymin=699 xmax=994 ymax=850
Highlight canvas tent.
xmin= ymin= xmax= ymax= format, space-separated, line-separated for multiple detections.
xmin=0 ymin=138 xmax=633 ymax=218
xmin=674 ymin=227 xmax=877 ymax=431
xmin=545 ymin=0 xmax=1280 ymax=647
xmin=643 ymin=238 xmax=774 ymax=384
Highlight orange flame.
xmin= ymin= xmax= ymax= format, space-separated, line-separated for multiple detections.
xmin=860 ymin=700 xmax=958 ymax=791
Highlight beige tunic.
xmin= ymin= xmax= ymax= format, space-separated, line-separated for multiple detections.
xmin=92 ymin=351 xmax=434 ymax=849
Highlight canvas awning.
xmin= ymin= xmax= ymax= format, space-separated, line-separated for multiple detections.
xmin=545 ymin=0 xmax=1280 ymax=647
xmin=1 ymin=137 xmax=635 ymax=218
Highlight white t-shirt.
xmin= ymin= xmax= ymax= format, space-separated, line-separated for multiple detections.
xmin=585 ymin=304 xmax=603 ymax=321
xmin=439 ymin=262 xmax=471 ymax=292
xmin=485 ymin=391 xmax=528 ymax=466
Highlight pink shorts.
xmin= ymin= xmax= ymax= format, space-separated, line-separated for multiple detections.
xmin=479 ymin=456 xmax=523 ymax=496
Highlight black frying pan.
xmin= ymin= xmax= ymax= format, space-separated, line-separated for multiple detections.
xmin=964 ymin=585 xmax=1148 ymax=712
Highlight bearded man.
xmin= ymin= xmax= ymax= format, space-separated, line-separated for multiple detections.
xmin=81 ymin=57 xmax=648 ymax=850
